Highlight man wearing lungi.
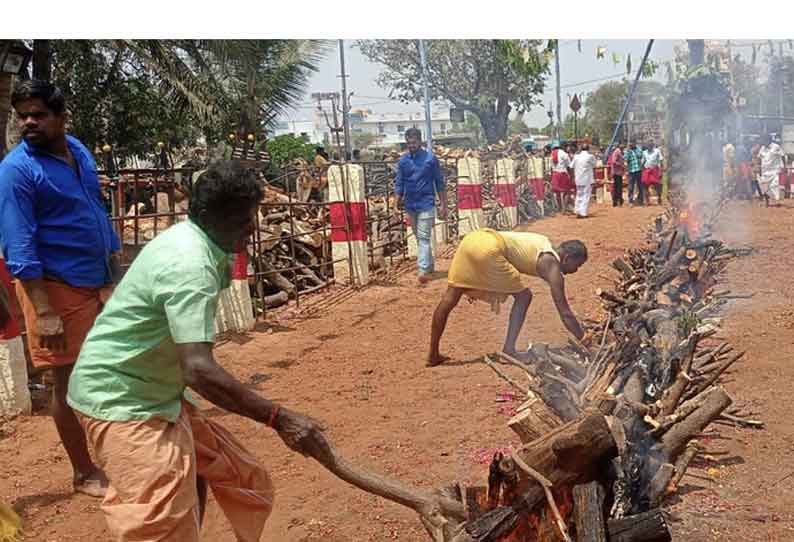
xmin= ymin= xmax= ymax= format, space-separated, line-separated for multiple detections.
xmin=571 ymin=144 xmax=597 ymax=218
xmin=551 ymin=142 xmax=575 ymax=213
xmin=641 ymin=140 xmax=664 ymax=206
xmin=67 ymin=161 xmax=328 ymax=542
xmin=759 ymin=135 xmax=785 ymax=206
xmin=426 ymin=230 xmax=588 ymax=366
xmin=0 ymin=80 xmax=122 ymax=497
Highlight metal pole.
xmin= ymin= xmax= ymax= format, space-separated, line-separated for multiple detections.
xmin=555 ymin=40 xmax=562 ymax=140
xmin=574 ymin=111 xmax=578 ymax=140
xmin=418 ymin=39 xmax=433 ymax=152
xmin=604 ymin=39 xmax=655 ymax=162
xmin=339 ymin=40 xmax=352 ymax=158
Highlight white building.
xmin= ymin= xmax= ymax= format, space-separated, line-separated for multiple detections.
xmin=351 ymin=109 xmax=461 ymax=148
xmin=271 ymin=117 xmax=329 ymax=145
xmin=273 ymin=107 xmax=463 ymax=149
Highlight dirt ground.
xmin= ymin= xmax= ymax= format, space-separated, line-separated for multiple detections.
xmin=1 ymin=200 xmax=793 ymax=541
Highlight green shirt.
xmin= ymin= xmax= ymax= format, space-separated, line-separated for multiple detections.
xmin=67 ymin=219 xmax=231 ymax=422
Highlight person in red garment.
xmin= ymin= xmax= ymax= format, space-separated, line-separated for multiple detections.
xmin=551 ymin=142 xmax=575 ymax=213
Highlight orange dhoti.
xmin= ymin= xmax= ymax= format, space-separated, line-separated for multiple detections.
xmin=15 ymin=278 xmax=111 ymax=368
xmin=79 ymin=402 xmax=274 ymax=542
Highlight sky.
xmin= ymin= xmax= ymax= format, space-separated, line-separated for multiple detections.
xmin=282 ymin=39 xmax=683 ymax=128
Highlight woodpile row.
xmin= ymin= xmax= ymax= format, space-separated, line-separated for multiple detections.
xmin=108 ymin=140 xmax=555 ymax=310
xmin=287 ymin=188 xmax=758 ymax=542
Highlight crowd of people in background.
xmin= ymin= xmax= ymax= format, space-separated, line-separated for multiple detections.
xmin=726 ymin=134 xmax=789 ymax=207
xmin=540 ymin=138 xmax=665 ymax=218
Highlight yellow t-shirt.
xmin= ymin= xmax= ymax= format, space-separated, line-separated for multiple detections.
xmin=498 ymin=231 xmax=559 ymax=277
xmin=448 ymin=229 xmax=558 ymax=294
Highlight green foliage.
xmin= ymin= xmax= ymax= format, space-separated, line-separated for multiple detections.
xmin=584 ymin=80 xmax=666 ymax=144
xmin=356 ymin=39 xmax=549 ymax=143
xmin=50 ymin=40 xmax=202 ymax=159
xmin=266 ymin=134 xmax=315 ymax=168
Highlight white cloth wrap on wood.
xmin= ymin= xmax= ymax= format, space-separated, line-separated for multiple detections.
xmin=457 ymin=156 xmax=485 ymax=236
xmin=0 ymin=337 xmax=32 ymax=416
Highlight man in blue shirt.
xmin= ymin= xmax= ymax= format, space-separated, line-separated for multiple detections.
xmin=0 ymin=80 xmax=121 ymax=497
xmin=395 ymin=128 xmax=447 ymax=283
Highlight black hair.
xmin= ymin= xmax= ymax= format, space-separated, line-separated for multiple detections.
xmin=560 ymin=240 xmax=588 ymax=261
xmin=11 ymin=79 xmax=66 ymax=114
xmin=404 ymin=127 xmax=422 ymax=141
xmin=188 ymin=161 xmax=262 ymax=223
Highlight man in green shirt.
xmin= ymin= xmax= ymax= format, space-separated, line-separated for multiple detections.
xmin=68 ymin=161 xmax=327 ymax=542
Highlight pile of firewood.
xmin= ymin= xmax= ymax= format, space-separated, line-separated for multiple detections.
xmin=252 ymin=185 xmax=332 ymax=309
xmin=280 ymin=188 xmax=756 ymax=542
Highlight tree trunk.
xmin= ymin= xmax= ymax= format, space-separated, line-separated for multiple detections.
xmin=32 ymin=39 xmax=51 ymax=81
xmin=477 ymin=107 xmax=511 ymax=145
xmin=0 ymin=72 xmax=12 ymax=159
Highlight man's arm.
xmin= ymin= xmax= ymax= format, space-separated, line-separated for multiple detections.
xmin=394 ymin=160 xmax=404 ymax=209
xmin=0 ymin=165 xmax=66 ymax=349
xmin=537 ymin=256 xmax=584 ymax=339
xmin=177 ymin=342 xmax=328 ymax=456
xmin=432 ymin=156 xmax=448 ymax=219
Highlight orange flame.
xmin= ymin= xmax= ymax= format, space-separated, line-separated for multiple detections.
xmin=679 ymin=203 xmax=703 ymax=239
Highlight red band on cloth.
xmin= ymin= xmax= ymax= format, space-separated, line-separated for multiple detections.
xmin=493 ymin=184 xmax=518 ymax=207
xmin=231 ymin=251 xmax=249 ymax=280
xmin=0 ymin=259 xmax=20 ymax=339
xmin=457 ymin=184 xmax=483 ymax=210
xmin=330 ymin=202 xmax=367 ymax=242
xmin=530 ymin=178 xmax=545 ymax=200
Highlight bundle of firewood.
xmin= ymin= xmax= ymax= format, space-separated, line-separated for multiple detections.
xmin=275 ymin=189 xmax=756 ymax=542
xmin=252 ymin=185 xmax=332 ymax=309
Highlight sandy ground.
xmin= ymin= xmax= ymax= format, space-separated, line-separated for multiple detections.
xmin=1 ymin=200 xmax=792 ymax=541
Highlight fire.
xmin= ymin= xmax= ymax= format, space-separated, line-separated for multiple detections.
xmin=679 ymin=202 xmax=703 ymax=239
xmin=500 ymin=486 xmax=575 ymax=542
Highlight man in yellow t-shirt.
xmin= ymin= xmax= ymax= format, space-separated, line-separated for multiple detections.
xmin=427 ymin=229 xmax=588 ymax=366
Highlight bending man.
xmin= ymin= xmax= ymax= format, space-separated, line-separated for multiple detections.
xmin=67 ymin=162 xmax=328 ymax=542
xmin=427 ymin=229 xmax=588 ymax=366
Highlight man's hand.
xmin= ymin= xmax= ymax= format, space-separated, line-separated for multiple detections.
xmin=437 ymin=205 xmax=448 ymax=221
xmin=109 ymin=252 xmax=123 ymax=284
xmin=396 ymin=196 xmax=404 ymax=211
xmin=274 ymin=407 xmax=331 ymax=459
xmin=37 ymin=311 xmax=66 ymax=351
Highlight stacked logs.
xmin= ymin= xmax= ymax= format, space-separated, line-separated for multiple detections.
xmin=253 ymin=185 xmax=332 ymax=308
xmin=277 ymin=192 xmax=756 ymax=542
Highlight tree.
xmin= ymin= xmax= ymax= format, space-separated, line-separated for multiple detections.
xmin=584 ymin=80 xmax=666 ymax=144
xmin=266 ymin=134 xmax=315 ymax=169
xmin=508 ymin=115 xmax=530 ymax=136
xmin=1 ymin=39 xmax=330 ymax=159
xmin=357 ymin=40 xmax=550 ymax=144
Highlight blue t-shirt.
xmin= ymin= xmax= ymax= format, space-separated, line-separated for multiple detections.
xmin=0 ymin=135 xmax=121 ymax=287
xmin=395 ymin=149 xmax=445 ymax=213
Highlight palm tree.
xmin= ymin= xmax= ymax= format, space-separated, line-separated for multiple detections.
xmin=0 ymin=39 xmax=330 ymax=157
xmin=115 ymin=40 xmax=330 ymax=135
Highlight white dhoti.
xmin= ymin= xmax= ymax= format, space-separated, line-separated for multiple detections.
xmin=574 ymin=184 xmax=593 ymax=217
xmin=759 ymin=170 xmax=781 ymax=200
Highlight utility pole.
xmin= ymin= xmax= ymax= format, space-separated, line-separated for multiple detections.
xmin=555 ymin=40 xmax=562 ymax=139
xmin=338 ymin=40 xmax=352 ymax=158
xmin=418 ymin=39 xmax=433 ymax=152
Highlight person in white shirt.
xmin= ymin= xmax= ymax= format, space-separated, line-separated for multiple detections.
xmin=551 ymin=142 xmax=575 ymax=213
xmin=571 ymin=144 xmax=597 ymax=218
xmin=641 ymin=141 xmax=664 ymax=205
xmin=758 ymin=135 xmax=784 ymax=206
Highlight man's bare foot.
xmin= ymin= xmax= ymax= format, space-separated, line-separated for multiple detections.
xmin=74 ymin=469 xmax=108 ymax=498
xmin=418 ymin=273 xmax=431 ymax=285
xmin=502 ymin=349 xmax=532 ymax=362
xmin=426 ymin=354 xmax=450 ymax=367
